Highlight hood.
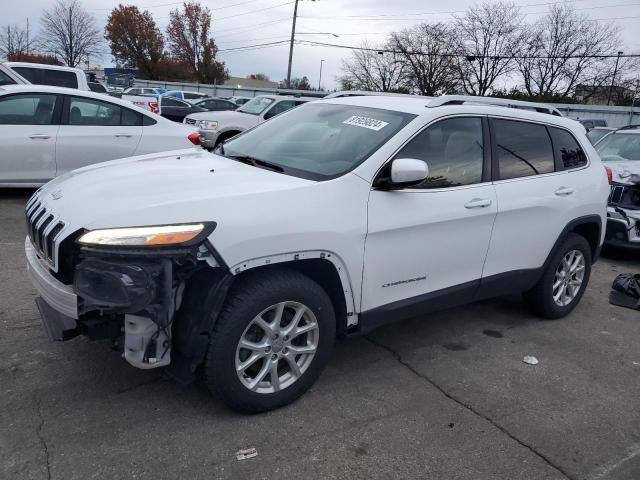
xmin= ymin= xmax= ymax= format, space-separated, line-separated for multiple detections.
xmin=36 ymin=148 xmax=312 ymax=239
xmin=603 ymin=159 xmax=640 ymax=185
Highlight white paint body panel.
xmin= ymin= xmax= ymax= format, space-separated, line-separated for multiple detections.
xmin=363 ymin=184 xmax=497 ymax=310
xmin=31 ymin=96 xmax=607 ymax=323
xmin=0 ymin=85 xmax=198 ymax=186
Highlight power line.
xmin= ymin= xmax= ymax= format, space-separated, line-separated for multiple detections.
xmin=90 ymin=0 xmax=274 ymax=12
xmin=218 ymin=40 xmax=291 ymax=52
xmin=296 ymin=39 xmax=640 ymax=59
xmin=299 ymin=0 xmax=640 ymax=20
xmin=215 ymin=17 xmax=291 ymax=35
xmin=214 ymin=2 xmax=294 ymax=21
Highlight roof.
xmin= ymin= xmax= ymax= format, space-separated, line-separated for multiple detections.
xmin=256 ymin=94 xmax=316 ymax=101
xmin=322 ymin=94 xmax=582 ymax=131
xmin=4 ymin=62 xmax=83 ymax=73
xmin=0 ymin=84 xmax=165 ymax=117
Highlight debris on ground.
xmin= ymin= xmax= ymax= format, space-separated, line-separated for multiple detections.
xmin=236 ymin=448 xmax=259 ymax=461
xmin=523 ymin=355 xmax=539 ymax=365
xmin=610 ymin=273 xmax=640 ymax=311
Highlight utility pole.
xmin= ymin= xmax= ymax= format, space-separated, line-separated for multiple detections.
xmin=607 ymin=51 xmax=623 ymax=106
xmin=26 ymin=18 xmax=29 ymax=54
xmin=286 ymin=0 xmax=300 ymax=88
xmin=318 ymin=59 xmax=324 ymax=91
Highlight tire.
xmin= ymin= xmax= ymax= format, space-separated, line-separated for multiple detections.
xmin=203 ymin=268 xmax=335 ymax=413
xmin=524 ymin=233 xmax=592 ymax=319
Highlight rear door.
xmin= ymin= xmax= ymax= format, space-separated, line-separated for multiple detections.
xmin=0 ymin=92 xmax=60 ymax=184
xmin=55 ymin=95 xmax=142 ymax=174
xmin=482 ymin=117 xmax=576 ymax=280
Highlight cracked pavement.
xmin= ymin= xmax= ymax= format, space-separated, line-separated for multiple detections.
xmin=1 ymin=189 xmax=640 ymax=480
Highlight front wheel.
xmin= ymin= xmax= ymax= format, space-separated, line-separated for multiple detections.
xmin=203 ymin=268 xmax=335 ymax=413
xmin=525 ymin=233 xmax=592 ymax=319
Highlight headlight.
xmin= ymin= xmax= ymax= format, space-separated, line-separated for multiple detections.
xmin=79 ymin=223 xmax=208 ymax=247
xmin=200 ymin=120 xmax=218 ymax=130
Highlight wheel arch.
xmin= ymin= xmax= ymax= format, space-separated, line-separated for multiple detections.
xmin=545 ymin=215 xmax=602 ymax=271
xmin=230 ymin=251 xmax=358 ymax=338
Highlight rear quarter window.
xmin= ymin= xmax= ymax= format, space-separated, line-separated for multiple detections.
xmin=548 ymin=127 xmax=588 ymax=170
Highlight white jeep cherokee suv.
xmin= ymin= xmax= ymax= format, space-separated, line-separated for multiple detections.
xmin=25 ymin=95 xmax=609 ymax=413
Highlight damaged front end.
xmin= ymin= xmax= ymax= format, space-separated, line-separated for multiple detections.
xmin=606 ymin=180 xmax=640 ymax=249
xmin=28 ymin=217 xmax=233 ymax=379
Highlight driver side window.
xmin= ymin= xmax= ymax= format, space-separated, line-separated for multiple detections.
xmin=395 ymin=117 xmax=484 ymax=189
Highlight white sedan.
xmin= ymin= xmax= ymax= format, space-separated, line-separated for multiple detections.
xmin=0 ymin=84 xmax=201 ymax=187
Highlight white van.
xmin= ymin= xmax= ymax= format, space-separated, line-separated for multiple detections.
xmin=3 ymin=62 xmax=89 ymax=91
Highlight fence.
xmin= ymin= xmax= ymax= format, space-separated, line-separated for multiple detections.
xmin=135 ymin=79 xmax=640 ymax=127
xmin=134 ymin=79 xmax=292 ymax=99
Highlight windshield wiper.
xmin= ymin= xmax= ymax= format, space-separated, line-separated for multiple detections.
xmin=226 ymin=154 xmax=284 ymax=173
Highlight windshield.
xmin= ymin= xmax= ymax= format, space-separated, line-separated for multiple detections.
xmin=223 ymin=103 xmax=416 ymax=180
xmin=0 ymin=70 xmax=16 ymax=86
xmin=587 ymin=129 xmax=613 ymax=145
xmin=596 ymin=132 xmax=640 ymax=161
xmin=237 ymin=97 xmax=274 ymax=115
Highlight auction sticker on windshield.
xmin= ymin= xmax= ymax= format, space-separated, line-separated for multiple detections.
xmin=343 ymin=115 xmax=389 ymax=131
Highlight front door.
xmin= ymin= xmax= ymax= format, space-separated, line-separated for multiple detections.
xmin=0 ymin=92 xmax=59 ymax=184
xmin=362 ymin=116 xmax=497 ymax=314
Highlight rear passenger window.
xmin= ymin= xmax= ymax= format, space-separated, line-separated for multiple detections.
xmin=69 ymin=97 xmax=120 ymax=126
xmin=549 ymin=127 xmax=587 ymax=169
xmin=492 ymin=119 xmax=554 ymax=180
xmin=394 ymin=117 xmax=484 ymax=189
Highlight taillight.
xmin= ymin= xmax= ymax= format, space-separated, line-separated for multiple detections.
xmin=149 ymin=102 xmax=159 ymax=114
xmin=188 ymin=132 xmax=200 ymax=145
xmin=605 ymin=166 xmax=613 ymax=184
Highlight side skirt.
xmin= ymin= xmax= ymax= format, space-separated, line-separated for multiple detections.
xmin=357 ymin=269 xmax=542 ymax=334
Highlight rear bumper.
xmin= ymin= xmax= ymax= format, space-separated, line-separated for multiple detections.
xmin=25 ymin=237 xmax=78 ymax=319
xmin=199 ymin=129 xmax=219 ymax=149
xmin=605 ymin=208 xmax=640 ymax=250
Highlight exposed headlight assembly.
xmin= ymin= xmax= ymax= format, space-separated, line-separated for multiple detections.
xmin=78 ymin=223 xmax=213 ymax=247
xmin=200 ymin=120 xmax=218 ymax=130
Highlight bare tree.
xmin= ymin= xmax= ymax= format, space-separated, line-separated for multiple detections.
xmin=453 ymin=2 xmax=525 ymax=96
xmin=40 ymin=0 xmax=102 ymax=67
xmin=339 ymin=41 xmax=407 ymax=92
xmin=166 ymin=1 xmax=226 ymax=84
xmin=390 ymin=23 xmax=460 ymax=95
xmin=0 ymin=24 xmax=34 ymax=60
xmin=517 ymin=5 xmax=623 ymax=97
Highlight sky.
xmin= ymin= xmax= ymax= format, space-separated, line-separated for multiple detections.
xmin=2 ymin=0 xmax=640 ymax=90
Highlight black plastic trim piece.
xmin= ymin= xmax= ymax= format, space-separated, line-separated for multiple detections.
xmin=358 ymin=280 xmax=480 ymax=334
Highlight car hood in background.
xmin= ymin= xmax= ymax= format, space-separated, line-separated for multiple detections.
xmin=603 ymin=159 xmax=640 ymax=185
xmin=186 ymin=110 xmax=261 ymax=128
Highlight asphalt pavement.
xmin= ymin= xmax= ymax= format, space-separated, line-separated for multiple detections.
xmin=1 ymin=189 xmax=639 ymax=480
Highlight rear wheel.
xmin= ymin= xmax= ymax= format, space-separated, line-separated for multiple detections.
xmin=525 ymin=233 xmax=592 ymax=319
xmin=203 ymin=268 xmax=335 ymax=413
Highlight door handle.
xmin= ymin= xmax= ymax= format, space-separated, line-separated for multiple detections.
xmin=464 ymin=198 xmax=492 ymax=209
xmin=29 ymin=134 xmax=50 ymax=139
xmin=555 ymin=187 xmax=575 ymax=196
xmin=115 ymin=133 xmax=132 ymax=138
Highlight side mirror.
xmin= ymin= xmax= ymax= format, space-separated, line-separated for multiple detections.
xmin=387 ymin=158 xmax=429 ymax=188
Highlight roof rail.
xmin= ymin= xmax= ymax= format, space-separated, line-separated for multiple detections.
xmin=616 ymin=124 xmax=640 ymax=131
xmin=427 ymin=95 xmax=563 ymax=117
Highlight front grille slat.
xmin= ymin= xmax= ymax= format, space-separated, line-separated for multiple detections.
xmin=25 ymin=196 xmax=64 ymax=268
